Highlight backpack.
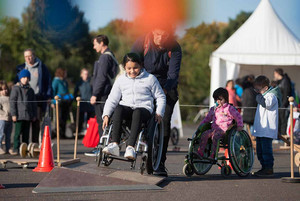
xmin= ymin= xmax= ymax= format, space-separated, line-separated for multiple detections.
xmin=143 ymin=33 xmax=172 ymax=58
xmin=103 ymin=51 xmax=119 ymax=85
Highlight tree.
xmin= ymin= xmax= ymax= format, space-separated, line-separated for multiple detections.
xmin=21 ymin=0 xmax=94 ymax=84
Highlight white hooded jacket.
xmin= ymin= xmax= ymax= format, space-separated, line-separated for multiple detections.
xmin=102 ymin=69 xmax=166 ymax=119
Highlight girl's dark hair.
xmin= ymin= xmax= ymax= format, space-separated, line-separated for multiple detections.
xmin=122 ymin=52 xmax=142 ymax=67
xmin=213 ymin=87 xmax=229 ymax=103
xmin=0 ymin=80 xmax=9 ymax=96
xmin=254 ymin=75 xmax=270 ymax=88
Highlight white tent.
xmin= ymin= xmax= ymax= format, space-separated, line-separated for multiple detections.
xmin=209 ymin=0 xmax=300 ymax=106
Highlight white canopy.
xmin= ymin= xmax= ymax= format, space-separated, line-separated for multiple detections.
xmin=209 ymin=0 xmax=300 ymax=106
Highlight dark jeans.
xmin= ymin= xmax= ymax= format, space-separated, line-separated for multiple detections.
xmin=94 ymin=96 xmax=107 ymax=138
xmin=161 ymin=89 xmax=178 ymax=165
xmin=14 ymin=120 xmax=30 ymax=150
xmin=59 ymin=101 xmax=70 ymax=138
xmin=78 ymin=102 xmax=95 ymax=132
xmin=31 ymin=105 xmax=43 ymax=143
xmin=111 ymin=105 xmax=151 ymax=147
xmin=256 ymin=137 xmax=274 ymax=169
xmin=278 ymin=109 xmax=288 ymax=136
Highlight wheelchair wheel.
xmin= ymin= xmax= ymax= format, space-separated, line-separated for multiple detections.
xmin=146 ymin=119 xmax=164 ymax=174
xmin=171 ymin=127 xmax=179 ymax=145
xmin=221 ymin=165 xmax=232 ymax=178
xmin=97 ymin=147 xmax=103 ymax=167
xmin=228 ymin=130 xmax=254 ymax=177
xmin=183 ymin=164 xmax=194 ymax=177
xmin=97 ymin=124 xmax=112 ymax=167
xmin=190 ymin=139 xmax=213 ymax=175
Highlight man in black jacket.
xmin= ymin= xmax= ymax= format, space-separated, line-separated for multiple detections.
xmin=132 ymin=28 xmax=182 ymax=176
xmin=85 ymin=35 xmax=118 ymax=156
xmin=15 ymin=49 xmax=52 ymax=144
xmin=274 ymin=68 xmax=292 ymax=136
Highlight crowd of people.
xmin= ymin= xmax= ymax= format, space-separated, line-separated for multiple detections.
xmin=0 ymin=27 xmax=299 ymax=178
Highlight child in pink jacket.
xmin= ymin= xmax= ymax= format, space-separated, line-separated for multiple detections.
xmin=198 ymin=87 xmax=243 ymax=159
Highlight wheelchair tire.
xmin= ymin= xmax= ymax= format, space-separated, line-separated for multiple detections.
xmin=146 ymin=118 xmax=164 ymax=174
xmin=221 ymin=165 xmax=232 ymax=178
xmin=97 ymin=147 xmax=103 ymax=167
xmin=228 ymin=130 xmax=254 ymax=177
xmin=183 ymin=164 xmax=194 ymax=177
xmin=171 ymin=127 xmax=179 ymax=145
xmin=190 ymin=140 xmax=213 ymax=175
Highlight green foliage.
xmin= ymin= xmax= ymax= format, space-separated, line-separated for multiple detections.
xmin=178 ymin=22 xmax=226 ymax=120
xmin=0 ymin=2 xmax=251 ymax=120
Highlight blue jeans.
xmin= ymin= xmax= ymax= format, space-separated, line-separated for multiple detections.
xmin=0 ymin=120 xmax=12 ymax=151
xmin=256 ymin=137 xmax=274 ymax=169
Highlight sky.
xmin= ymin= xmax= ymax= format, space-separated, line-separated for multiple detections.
xmin=1 ymin=0 xmax=300 ymax=39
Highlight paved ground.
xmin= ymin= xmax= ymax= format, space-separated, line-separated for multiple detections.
xmin=0 ymin=124 xmax=299 ymax=201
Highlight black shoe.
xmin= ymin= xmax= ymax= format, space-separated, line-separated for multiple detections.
xmin=153 ymin=164 xmax=168 ymax=177
xmin=252 ymin=168 xmax=274 ymax=177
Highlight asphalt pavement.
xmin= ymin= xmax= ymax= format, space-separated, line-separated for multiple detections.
xmin=0 ymin=124 xmax=299 ymax=201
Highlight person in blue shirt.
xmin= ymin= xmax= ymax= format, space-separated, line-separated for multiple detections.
xmin=52 ymin=68 xmax=71 ymax=139
xmin=131 ymin=27 xmax=182 ymax=176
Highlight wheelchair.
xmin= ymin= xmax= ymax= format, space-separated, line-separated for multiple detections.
xmin=96 ymin=114 xmax=164 ymax=175
xmin=183 ymin=123 xmax=254 ymax=178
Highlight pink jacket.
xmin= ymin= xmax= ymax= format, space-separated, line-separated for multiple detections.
xmin=226 ymin=87 xmax=238 ymax=107
xmin=201 ymin=103 xmax=243 ymax=132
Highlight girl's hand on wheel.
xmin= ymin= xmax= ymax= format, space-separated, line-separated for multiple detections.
xmin=102 ymin=116 xmax=109 ymax=130
xmin=155 ymin=114 xmax=162 ymax=124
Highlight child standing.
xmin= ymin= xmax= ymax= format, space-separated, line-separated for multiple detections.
xmin=10 ymin=69 xmax=37 ymax=152
xmin=0 ymin=81 xmax=13 ymax=155
xmin=198 ymin=87 xmax=243 ymax=159
xmin=74 ymin=68 xmax=94 ymax=133
xmin=252 ymin=76 xmax=278 ymax=177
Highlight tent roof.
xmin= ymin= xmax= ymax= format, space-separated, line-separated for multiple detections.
xmin=212 ymin=0 xmax=300 ymax=65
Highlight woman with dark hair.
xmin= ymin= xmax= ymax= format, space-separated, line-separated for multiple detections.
xmin=52 ymin=68 xmax=71 ymax=138
xmin=102 ymin=53 xmax=166 ymax=159
xmin=241 ymin=75 xmax=257 ymax=134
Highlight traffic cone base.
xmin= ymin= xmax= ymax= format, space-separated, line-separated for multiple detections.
xmin=33 ymin=126 xmax=54 ymax=172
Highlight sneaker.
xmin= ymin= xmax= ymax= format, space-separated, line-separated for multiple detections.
xmin=124 ymin=146 xmax=136 ymax=160
xmin=252 ymin=168 xmax=274 ymax=177
xmin=153 ymin=164 xmax=168 ymax=177
xmin=84 ymin=148 xmax=99 ymax=157
xmin=9 ymin=149 xmax=18 ymax=156
xmin=0 ymin=148 xmax=5 ymax=155
xmin=102 ymin=143 xmax=120 ymax=156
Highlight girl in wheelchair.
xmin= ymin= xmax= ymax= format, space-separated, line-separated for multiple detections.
xmin=102 ymin=52 xmax=166 ymax=160
xmin=197 ymin=87 xmax=243 ymax=160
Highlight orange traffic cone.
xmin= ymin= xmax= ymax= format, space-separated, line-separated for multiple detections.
xmin=33 ymin=126 xmax=54 ymax=172
xmin=225 ymin=149 xmax=233 ymax=170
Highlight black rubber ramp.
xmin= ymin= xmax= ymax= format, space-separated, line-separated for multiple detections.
xmin=32 ymin=167 xmax=163 ymax=193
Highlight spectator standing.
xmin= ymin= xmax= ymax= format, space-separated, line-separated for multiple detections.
xmin=252 ymin=76 xmax=278 ymax=177
xmin=132 ymin=27 xmax=182 ymax=176
xmin=86 ymin=35 xmax=118 ymax=156
xmin=52 ymin=68 xmax=71 ymax=139
xmin=15 ymin=49 xmax=52 ymax=144
xmin=10 ymin=69 xmax=37 ymax=153
xmin=0 ymin=81 xmax=13 ymax=155
xmin=74 ymin=68 xmax=94 ymax=133
xmin=226 ymin=80 xmax=238 ymax=107
xmin=241 ymin=75 xmax=257 ymax=134
xmin=274 ymin=68 xmax=292 ymax=136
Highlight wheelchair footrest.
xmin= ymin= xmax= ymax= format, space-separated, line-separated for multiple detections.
xmin=107 ymin=155 xmax=135 ymax=162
